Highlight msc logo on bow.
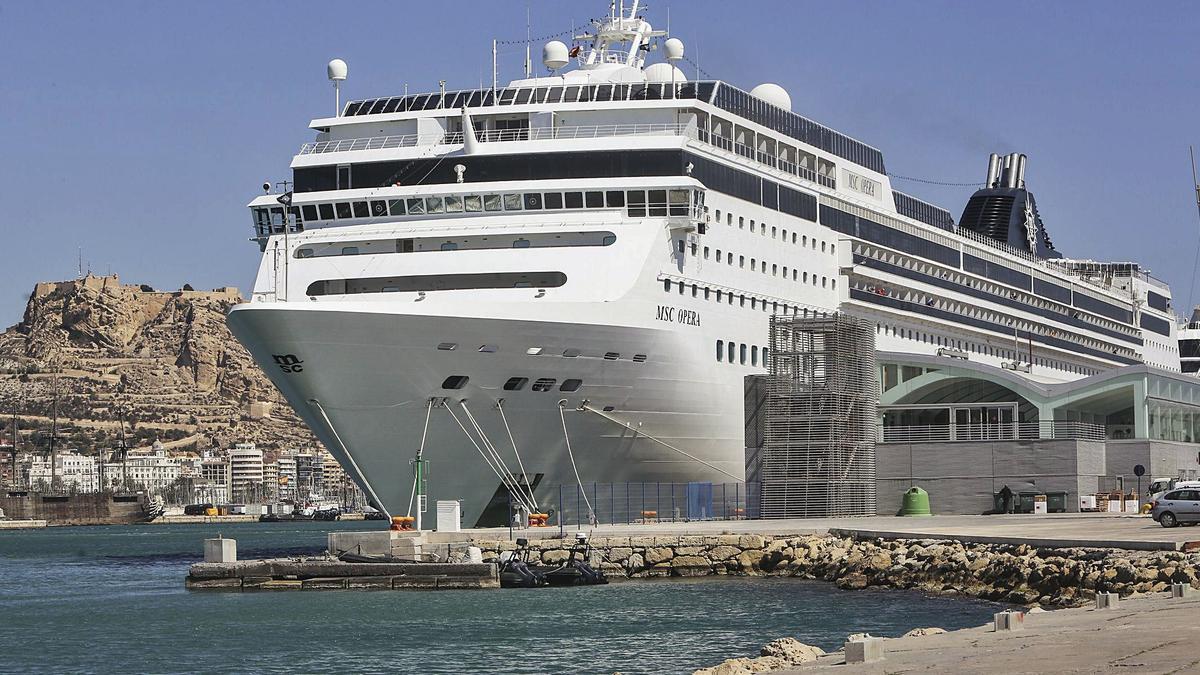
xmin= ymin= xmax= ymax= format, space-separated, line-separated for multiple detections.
xmin=272 ymin=354 xmax=304 ymax=373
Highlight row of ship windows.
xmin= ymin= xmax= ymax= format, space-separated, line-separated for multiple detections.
xmin=855 ymin=278 xmax=1134 ymax=359
xmin=713 ymin=208 xmax=836 ymax=254
xmin=680 ymin=245 xmax=836 ymax=288
xmin=877 ymin=323 xmax=1101 ymax=376
xmin=853 ymin=243 xmax=1132 ymax=337
xmin=435 ymin=342 xmax=648 ymax=363
xmin=662 ymin=279 xmax=828 ymax=316
xmin=253 ymin=188 xmax=698 ymax=236
xmin=715 ymin=340 xmax=770 ymax=367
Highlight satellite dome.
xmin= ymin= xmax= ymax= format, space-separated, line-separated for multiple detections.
xmin=543 ymin=40 xmax=569 ymax=71
xmin=327 ymin=59 xmax=348 ymax=81
xmin=750 ymin=83 xmax=791 ymax=110
xmin=663 ymin=37 xmax=685 ymax=61
xmin=644 ymin=62 xmax=687 ymax=84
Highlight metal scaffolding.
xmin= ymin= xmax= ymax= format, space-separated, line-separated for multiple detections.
xmin=759 ymin=313 xmax=878 ymax=518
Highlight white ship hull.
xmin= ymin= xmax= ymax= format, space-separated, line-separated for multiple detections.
xmin=228 ymin=301 xmax=748 ymax=526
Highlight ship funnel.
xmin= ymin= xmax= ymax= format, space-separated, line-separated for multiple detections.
xmin=986 ymin=153 xmax=1001 ymax=188
xmin=1016 ymin=153 xmax=1027 ymax=188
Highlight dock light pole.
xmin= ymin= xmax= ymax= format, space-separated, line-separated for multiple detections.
xmin=412 ymin=454 xmax=427 ymax=531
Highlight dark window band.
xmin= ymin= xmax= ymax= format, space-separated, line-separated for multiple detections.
xmin=307 ymin=271 xmax=566 ymax=296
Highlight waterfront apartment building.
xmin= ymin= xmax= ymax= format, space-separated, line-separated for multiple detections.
xmin=228 ymin=443 xmax=264 ymax=503
xmin=262 ymin=461 xmax=280 ymax=502
xmin=102 ymin=444 xmax=181 ymax=493
xmin=276 ymin=455 xmax=297 ymax=502
xmin=23 ymin=451 xmax=99 ymax=493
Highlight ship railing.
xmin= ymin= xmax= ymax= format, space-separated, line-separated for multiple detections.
xmin=298 ymin=123 xmax=696 ymax=155
xmin=546 ymin=481 xmax=761 ymax=527
xmin=877 ymin=421 xmax=1108 ymax=444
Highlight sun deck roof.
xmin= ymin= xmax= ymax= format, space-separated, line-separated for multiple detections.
xmin=343 ymin=81 xmax=886 ymax=175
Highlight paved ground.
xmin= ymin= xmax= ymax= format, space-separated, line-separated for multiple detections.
xmin=455 ymin=513 xmax=1200 ymax=550
xmin=781 ymin=591 xmax=1200 ymax=673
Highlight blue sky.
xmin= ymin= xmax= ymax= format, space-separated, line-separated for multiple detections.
xmin=1 ymin=1 xmax=1198 ymax=324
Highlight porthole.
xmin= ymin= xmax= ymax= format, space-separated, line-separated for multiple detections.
xmin=632 ymin=354 xmax=648 ymax=362
xmin=437 ymin=343 xmax=457 ymax=351
xmin=603 ymin=352 xmax=619 ymax=360
xmin=478 ymin=345 xmax=499 ymax=353
xmin=563 ymin=348 xmax=581 ymax=357
xmin=503 ymin=377 xmax=528 ymax=391
xmin=441 ymin=375 xmax=469 ymax=390
xmin=531 ymin=378 xmax=556 ymax=392
xmin=560 ymin=379 xmax=582 ymax=392
xmin=526 ymin=347 xmax=543 ymax=355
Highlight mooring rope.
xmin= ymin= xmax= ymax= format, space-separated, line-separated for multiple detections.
xmin=558 ymin=400 xmax=596 ymax=525
xmin=307 ymin=399 xmax=392 ymax=521
xmin=580 ymin=404 xmax=742 ymax=481
xmin=460 ymin=400 xmax=536 ymax=514
xmin=445 ymin=402 xmax=536 ymax=514
xmin=496 ymin=399 xmax=538 ymax=510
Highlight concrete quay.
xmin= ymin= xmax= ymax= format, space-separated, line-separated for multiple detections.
xmin=0 ymin=519 xmax=48 ymax=529
xmin=778 ymin=591 xmax=1200 ymax=673
xmin=465 ymin=512 xmax=1200 ymax=552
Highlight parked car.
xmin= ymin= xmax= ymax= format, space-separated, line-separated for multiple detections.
xmin=1150 ymin=489 xmax=1200 ymax=528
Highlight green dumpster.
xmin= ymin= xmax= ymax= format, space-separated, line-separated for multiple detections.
xmin=1045 ymin=491 xmax=1068 ymax=513
xmin=900 ymin=487 xmax=932 ymax=516
xmin=1017 ymin=492 xmax=1038 ymax=514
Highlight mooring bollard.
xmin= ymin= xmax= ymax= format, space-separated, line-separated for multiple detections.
xmin=1171 ymin=583 xmax=1194 ymax=599
xmin=1096 ymin=592 xmax=1119 ymax=609
xmin=994 ymin=610 xmax=1024 ymax=631
xmin=844 ymin=636 xmax=884 ymax=664
xmin=204 ymin=537 xmax=237 ymax=563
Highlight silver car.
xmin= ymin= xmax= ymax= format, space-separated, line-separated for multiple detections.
xmin=1151 ymin=489 xmax=1200 ymax=528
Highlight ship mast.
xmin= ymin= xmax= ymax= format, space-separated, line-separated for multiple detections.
xmin=116 ymin=403 xmax=129 ymax=493
xmin=48 ymin=363 xmax=59 ymax=492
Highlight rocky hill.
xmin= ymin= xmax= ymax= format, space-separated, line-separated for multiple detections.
xmin=0 ymin=274 xmax=317 ymax=455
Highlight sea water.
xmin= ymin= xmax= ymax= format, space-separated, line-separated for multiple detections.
xmin=0 ymin=522 xmax=1005 ymax=674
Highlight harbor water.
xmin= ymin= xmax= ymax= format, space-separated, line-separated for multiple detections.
xmin=0 ymin=522 xmax=1007 ymax=674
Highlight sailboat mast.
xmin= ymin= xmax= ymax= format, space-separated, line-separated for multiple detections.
xmin=49 ymin=366 xmax=59 ymax=490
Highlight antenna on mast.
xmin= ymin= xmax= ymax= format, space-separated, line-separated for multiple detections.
xmin=327 ymin=59 xmax=348 ymax=117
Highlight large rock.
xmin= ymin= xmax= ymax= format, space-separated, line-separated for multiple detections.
xmin=671 ymin=555 xmax=713 ymax=577
xmin=759 ymin=637 xmax=824 ymax=664
xmin=645 ymin=547 xmax=674 ymax=565
xmin=692 ymin=656 xmax=788 ymax=675
xmin=710 ymin=545 xmax=742 ymax=561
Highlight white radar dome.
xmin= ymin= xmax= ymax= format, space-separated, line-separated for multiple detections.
xmin=643 ymin=62 xmax=687 ymax=84
xmin=750 ymin=83 xmax=791 ymax=110
xmin=663 ymin=37 xmax=685 ymax=61
xmin=327 ymin=59 xmax=348 ymax=81
xmin=543 ymin=40 xmax=569 ymax=71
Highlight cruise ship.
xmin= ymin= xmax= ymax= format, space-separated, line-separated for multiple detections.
xmin=228 ymin=1 xmax=1181 ymax=526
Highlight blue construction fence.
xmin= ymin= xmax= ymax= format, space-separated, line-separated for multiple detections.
xmin=542 ymin=482 xmax=761 ymax=528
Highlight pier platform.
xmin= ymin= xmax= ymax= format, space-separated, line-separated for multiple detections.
xmin=0 ymin=519 xmax=48 ymax=529
xmin=186 ymin=559 xmax=497 ymax=591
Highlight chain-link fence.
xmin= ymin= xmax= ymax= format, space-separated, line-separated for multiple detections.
xmin=539 ymin=481 xmax=759 ymax=528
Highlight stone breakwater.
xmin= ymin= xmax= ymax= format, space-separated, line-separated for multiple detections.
xmin=473 ymin=533 xmax=1200 ymax=606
